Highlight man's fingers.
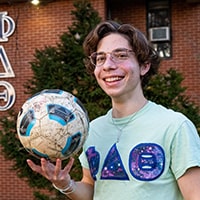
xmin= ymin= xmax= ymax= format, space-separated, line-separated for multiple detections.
xmin=40 ymin=158 xmax=55 ymax=179
xmin=54 ymin=158 xmax=62 ymax=178
xmin=27 ymin=157 xmax=75 ymax=184
xmin=63 ymin=157 xmax=75 ymax=173
xmin=27 ymin=159 xmax=43 ymax=174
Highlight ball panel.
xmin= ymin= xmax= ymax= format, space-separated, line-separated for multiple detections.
xmin=19 ymin=109 xmax=35 ymax=136
xmin=47 ymin=104 xmax=75 ymax=126
xmin=32 ymin=148 xmax=49 ymax=159
xmin=61 ymin=132 xmax=81 ymax=157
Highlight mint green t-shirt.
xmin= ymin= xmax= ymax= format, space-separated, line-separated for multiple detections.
xmin=79 ymin=101 xmax=200 ymax=200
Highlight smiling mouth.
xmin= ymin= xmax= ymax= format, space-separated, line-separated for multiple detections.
xmin=104 ymin=76 xmax=124 ymax=82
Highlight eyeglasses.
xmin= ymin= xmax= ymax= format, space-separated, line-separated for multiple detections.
xmin=89 ymin=48 xmax=133 ymax=67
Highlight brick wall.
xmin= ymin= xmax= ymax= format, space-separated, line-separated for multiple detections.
xmin=0 ymin=155 xmax=35 ymax=200
xmin=110 ymin=0 xmax=200 ymax=106
xmin=0 ymin=0 xmax=199 ymax=199
xmin=169 ymin=1 xmax=200 ymax=104
xmin=0 ymin=1 xmax=105 ymax=199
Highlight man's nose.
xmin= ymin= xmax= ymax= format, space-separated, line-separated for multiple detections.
xmin=102 ymin=54 xmax=117 ymax=70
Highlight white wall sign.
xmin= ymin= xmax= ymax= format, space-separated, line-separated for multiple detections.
xmin=0 ymin=11 xmax=16 ymax=111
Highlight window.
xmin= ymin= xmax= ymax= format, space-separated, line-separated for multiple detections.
xmin=147 ymin=0 xmax=171 ymax=58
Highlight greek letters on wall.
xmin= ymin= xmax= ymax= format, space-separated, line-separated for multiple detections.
xmin=0 ymin=11 xmax=16 ymax=111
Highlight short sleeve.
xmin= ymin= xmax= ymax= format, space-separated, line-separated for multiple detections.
xmin=171 ymin=120 xmax=200 ymax=179
xmin=79 ymin=150 xmax=90 ymax=169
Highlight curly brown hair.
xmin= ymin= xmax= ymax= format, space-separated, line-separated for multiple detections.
xmin=83 ymin=20 xmax=161 ymax=87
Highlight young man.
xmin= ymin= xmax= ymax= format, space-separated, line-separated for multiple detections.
xmin=27 ymin=20 xmax=200 ymax=200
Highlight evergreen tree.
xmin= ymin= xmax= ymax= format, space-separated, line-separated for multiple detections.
xmin=0 ymin=1 xmax=103 ymax=199
xmin=25 ymin=0 xmax=107 ymax=120
xmin=0 ymin=1 xmax=200 ymax=200
xmin=144 ymin=68 xmax=200 ymax=132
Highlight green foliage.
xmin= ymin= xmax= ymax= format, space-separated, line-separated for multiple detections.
xmin=25 ymin=0 xmax=106 ymax=120
xmin=0 ymin=1 xmax=102 ymax=199
xmin=0 ymin=1 xmax=200 ymax=200
xmin=144 ymin=68 xmax=200 ymax=133
xmin=33 ymin=190 xmax=70 ymax=200
xmin=33 ymin=192 xmax=51 ymax=200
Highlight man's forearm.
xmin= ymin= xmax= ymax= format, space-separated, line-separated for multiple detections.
xmin=65 ymin=181 xmax=94 ymax=200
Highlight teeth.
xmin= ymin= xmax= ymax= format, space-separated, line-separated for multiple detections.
xmin=105 ymin=76 xmax=122 ymax=82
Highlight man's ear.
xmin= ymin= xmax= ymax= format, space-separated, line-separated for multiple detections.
xmin=140 ymin=62 xmax=151 ymax=76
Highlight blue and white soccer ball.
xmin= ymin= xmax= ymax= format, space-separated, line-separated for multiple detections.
xmin=16 ymin=89 xmax=89 ymax=162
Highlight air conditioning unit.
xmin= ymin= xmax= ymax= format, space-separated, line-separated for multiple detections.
xmin=149 ymin=27 xmax=170 ymax=42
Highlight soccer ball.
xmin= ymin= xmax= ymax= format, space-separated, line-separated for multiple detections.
xmin=16 ymin=89 xmax=89 ymax=162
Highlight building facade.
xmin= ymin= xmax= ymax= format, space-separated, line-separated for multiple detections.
xmin=0 ymin=0 xmax=199 ymax=199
